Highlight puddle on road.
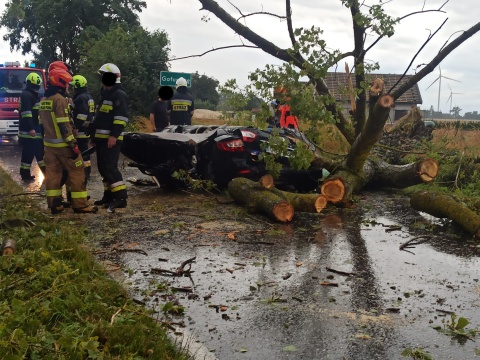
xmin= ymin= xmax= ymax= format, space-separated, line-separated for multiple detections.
xmin=1 ymin=144 xmax=479 ymax=360
xmin=114 ymin=192 xmax=479 ymax=360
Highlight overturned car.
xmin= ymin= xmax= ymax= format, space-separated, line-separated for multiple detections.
xmin=120 ymin=125 xmax=325 ymax=192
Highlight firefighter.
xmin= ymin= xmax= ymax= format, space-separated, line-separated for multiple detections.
xmin=92 ymin=63 xmax=128 ymax=213
xmin=167 ymin=77 xmax=194 ymax=126
xmin=39 ymin=68 xmax=97 ymax=214
xmin=18 ymin=72 xmax=45 ymax=180
xmin=70 ymin=74 xmax=94 ymax=181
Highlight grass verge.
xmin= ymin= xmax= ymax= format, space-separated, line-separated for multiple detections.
xmin=0 ymin=167 xmax=190 ymax=359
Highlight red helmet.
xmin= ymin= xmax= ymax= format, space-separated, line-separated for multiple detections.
xmin=49 ymin=69 xmax=73 ymax=88
xmin=48 ymin=61 xmax=72 ymax=75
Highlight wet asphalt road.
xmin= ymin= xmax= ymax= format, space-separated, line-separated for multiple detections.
xmin=1 ymin=140 xmax=479 ymax=360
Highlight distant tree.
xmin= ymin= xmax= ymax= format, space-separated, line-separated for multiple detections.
xmin=78 ymin=25 xmax=170 ymax=116
xmin=0 ymin=0 xmax=146 ymax=68
xmin=189 ymin=72 xmax=220 ymax=110
xmin=450 ymin=106 xmax=462 ymax=118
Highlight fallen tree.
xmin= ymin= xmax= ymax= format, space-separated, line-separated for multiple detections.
xmin=410 ymin=191 xmax=480 ymax=239
xmin=171 ymin=2 xmax=480 ymax=234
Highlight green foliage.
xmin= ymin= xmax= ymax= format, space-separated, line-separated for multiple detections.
xmin=78 ymin=24 xmax=170 ymax=116
xmin=190 ymin=72 xmax=220 ymax=109
xmin=0 ymin=167 xmax=189 ymax=359
xmin=259 ymin=129 xmax=289 ymax=178
xmin=434 ymin=313 xmax=479 ymax=339
xmin=401 ymin=347 xmax=434 ymax=360
xmin=162 ymin=302 xmax=185 ymax=316
xmin=0 ymin=0 xmax=145 ymax=67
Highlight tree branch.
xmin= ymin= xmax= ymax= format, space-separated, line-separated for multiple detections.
xmin=166 ymin=45 xmax=259 ymax=62
xmin=286 ymin=0 xmax=296 ymax=47
xmin=391 ymin=21 xmax=480 ymax=100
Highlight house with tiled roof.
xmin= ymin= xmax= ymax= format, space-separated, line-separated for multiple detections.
xmin=324 ymin=72 xmax=423 ymax=121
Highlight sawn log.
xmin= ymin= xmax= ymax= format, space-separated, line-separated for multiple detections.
xmin=228 ymin=177 xmax=294 ymax=222
xmin=258 ymin=175 xmax=327 ymax=213
xmin=410 ymin=190 xmax=480 ymax=238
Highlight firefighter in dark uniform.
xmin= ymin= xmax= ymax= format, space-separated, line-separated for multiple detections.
xmin=39 ymin=68 xmax=97 ymax=214
xmin=70 ymin=74 xmax=94 ymax=181
xmin=92 ymin=63 xmax=128 ymax=213
xmin=167 ymin=77 xmax=194 ymax=125
xmin=18 ymin=72 xmax=46 ymax=180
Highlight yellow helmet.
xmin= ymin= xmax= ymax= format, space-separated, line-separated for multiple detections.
xmin=71 ymin=74 xmax=87 ymax=88
xmin=25 ymin=72 xmax=42 ymax=86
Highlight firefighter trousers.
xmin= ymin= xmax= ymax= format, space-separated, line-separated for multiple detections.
xmin=96 ymin=140 xmax=127 ymax=201
xmin=77 ymin=138 xmax=92 ymax=180
xmin=44 ymin=147 xmax=88 ymax=209
xmin=19 ymin=137 xmax=45 ymax=177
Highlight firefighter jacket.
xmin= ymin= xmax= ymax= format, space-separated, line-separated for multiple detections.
xmin=168 ymin=87 xmax=194 ymax=125
xmin=93 ymin=84 xmax=129 ymax=141
xmin=70 ymin=87 xmax=94 ymax=139
xmin=18 ymin=87 xmax=42 ymax=139
xmin=39 ymin=91 xmax=76 ymax=148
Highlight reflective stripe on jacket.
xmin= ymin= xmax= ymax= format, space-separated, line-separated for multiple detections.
xmin=39 ymin=93 xmax=74 ymax=148
xmin=93 ymin=84 xmax=129 ymax=141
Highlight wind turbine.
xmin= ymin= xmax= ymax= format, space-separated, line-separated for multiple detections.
xmin=425 ymin=66 xmax=461 ymax=113
xmin=446 ymin=83 xmax=463 ymax=113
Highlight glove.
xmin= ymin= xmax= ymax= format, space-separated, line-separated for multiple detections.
xmin=69 ymin=143 xmax=80 ymax=159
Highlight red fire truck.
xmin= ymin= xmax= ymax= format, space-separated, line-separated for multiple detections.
xmin=0 ymin=61 xmax=47 ymax=138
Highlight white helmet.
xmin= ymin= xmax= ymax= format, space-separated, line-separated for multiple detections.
xmin=98 ymin=63 xmax=121 ymax=83
xmin=176 ymin=77 xmax=188 ymax=88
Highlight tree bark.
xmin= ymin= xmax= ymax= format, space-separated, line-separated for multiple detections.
xmin=228 ymin=177 xmax=294 ymax=222
xmin=258 ymin=175 xmax=328 ymax=213
xmin=410 ymin=190 xmax=480 ymax=238
xmin=321 ymin=157 xmax=439 ymax=205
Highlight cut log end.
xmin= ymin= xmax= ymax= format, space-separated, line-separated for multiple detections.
xmin=2 ymin=239 xmax=16 ymax=256
xmin=259 ymin=174 xmax=275 ymax=189
xmin=273 ymin=201 xmax=294 ymax=222
xmin=320 ymin=178 xmax=346 ymax=204
xmin=378 ymin=94 xmax=395 ymax=108
xmin=419 ymin=158 xmax=439 ymax=183
xmin=369 ymin=78 xmax=384 ymax=96
xmin=314 ymin=194 xmax=328 ymax=212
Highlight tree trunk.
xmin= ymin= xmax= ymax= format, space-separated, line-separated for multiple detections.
xmin=228 ymin=177 xmax=294 ymax=222
xmin=321 ymin=158 xmax=439 ymax=205
xmin=410 ymin=190 xmax=480 ymax=238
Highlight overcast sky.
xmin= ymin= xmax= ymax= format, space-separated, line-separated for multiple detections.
xmin=1 ymin=0 xmax=480 ymax=114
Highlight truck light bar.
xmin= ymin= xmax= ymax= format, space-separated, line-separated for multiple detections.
xmin=3 ymin=61 xmax=21 ymax=67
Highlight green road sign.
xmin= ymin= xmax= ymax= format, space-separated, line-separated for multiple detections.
xmin=160 ymin=71 xmax=192 ymax=87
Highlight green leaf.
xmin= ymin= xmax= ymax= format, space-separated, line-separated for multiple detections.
xmin=455 ymin=317 xmax=469 ymax=330
xmin=401 ymin=348 xmax=412 ymax=357
xmin=283 ymin=345 xmax=297 ymax=352
xmin=39 ymin=229 xmax=47 ymax=237
xmin=238 ymin=347 xmax=248 ymax=353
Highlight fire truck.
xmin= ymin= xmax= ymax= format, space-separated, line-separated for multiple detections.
xmin=0 ymin=61 xmax=47 ymax=138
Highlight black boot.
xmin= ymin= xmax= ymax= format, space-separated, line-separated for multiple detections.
xmin=50 ymin=197 xmax=64 ymax=214
xmin=20 ymin=168 xmax=35 ymax=181
xmin=107 ymin=199 xmax=127 ymax=213
xmin=94 ymin=191 xmax=112 ymax=207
